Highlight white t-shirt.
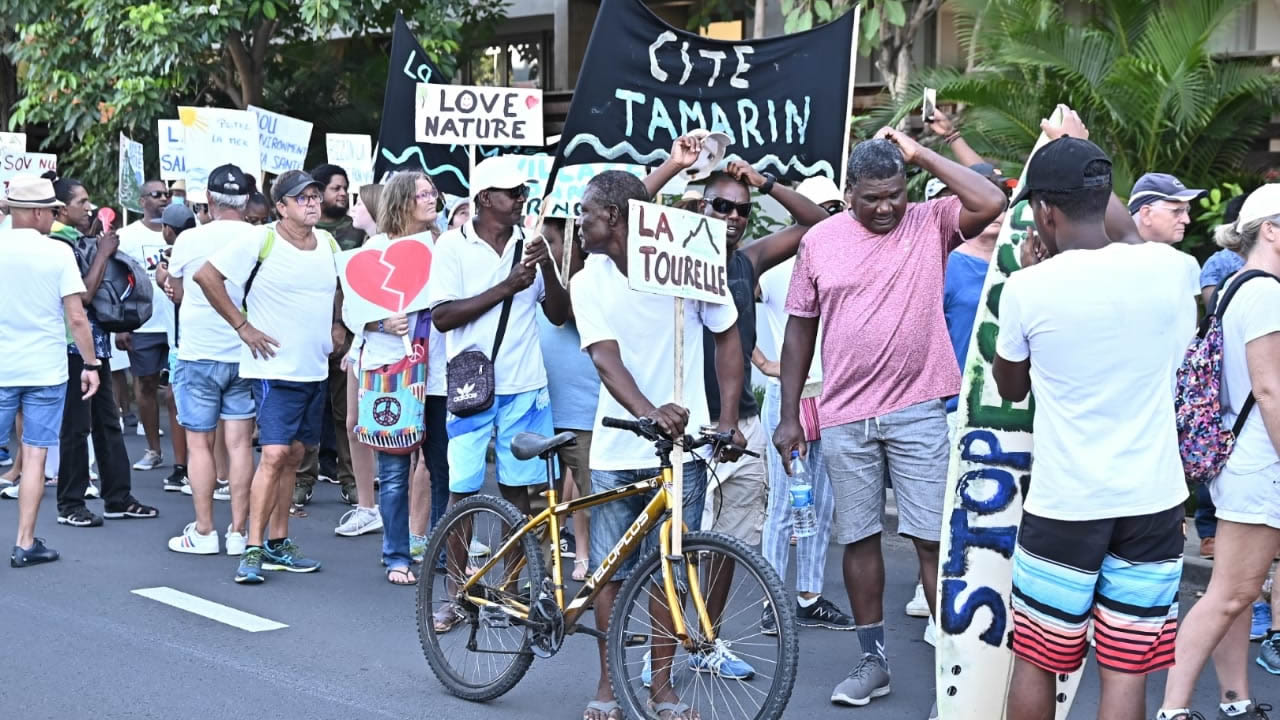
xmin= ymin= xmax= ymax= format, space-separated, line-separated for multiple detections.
xmin=572 ymin=254 xmax=738 ymax=471
xmin=118 ymin=220 xmax=174 ymax=336
xmin=758 ymin=257 xmax=822 ymax=385
xmin=995 ymin=242 xmax=1199 ymax=521
xmin=209 ymin=224 xmax=338 ymax=382
xmin=426 ymin=220 xmax=548 ymax=395
xmin=0 ymin=229 xmax=86 ymax=387
xmin=1220 ymin=274 xmax=1280 ymax=473
xmin=168 ymin=220 xmax=250 ymax=363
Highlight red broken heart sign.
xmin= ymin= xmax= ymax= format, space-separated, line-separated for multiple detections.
xmin=344 ymin=239 xmax=432 ymax=314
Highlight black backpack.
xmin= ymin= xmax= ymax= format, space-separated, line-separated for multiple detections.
xmin=59 ymin=232 xmax=154 ymax=332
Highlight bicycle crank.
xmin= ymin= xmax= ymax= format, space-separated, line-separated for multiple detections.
xmin=529 ymin=578 xmax=565 ymax=658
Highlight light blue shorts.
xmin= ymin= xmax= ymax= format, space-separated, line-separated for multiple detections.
xmin=173 ymin=359 xmax=256 ymax=433
xmin=445 ymin=387 xmax=554 ymax=494
xmin=0 ymin=384 xmax=67 ymax=448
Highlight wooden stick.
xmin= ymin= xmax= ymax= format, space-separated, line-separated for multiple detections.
xmin=561 ymin=219 xmax=575 ymax=289
xmin=671 ymin=295 xmax=685 ymax=558
xmin=838 ymin=5 xmax=864 ymax=192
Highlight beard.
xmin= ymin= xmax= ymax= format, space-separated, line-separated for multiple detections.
xmin=321 ymin=202 xmax=347 ymax=220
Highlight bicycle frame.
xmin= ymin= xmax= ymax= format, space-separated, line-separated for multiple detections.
xmin=458 ymin=462 xmax=717 ymax=649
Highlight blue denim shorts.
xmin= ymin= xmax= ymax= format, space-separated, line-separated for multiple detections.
xmin=445 ymin=387 xmax=555 ymax=494
xmin=588 ymin=463 xmax=707 ymax=582
xmin=0 ymin=384 xmax=68 ymax=448
xmin=174 ymin=359 xmax=256 ymax=432
xmin=251 ymin=379 xmax=325 ymax=447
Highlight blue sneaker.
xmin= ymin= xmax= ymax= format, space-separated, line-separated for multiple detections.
xmin=689 ymin=639 xmax=755 ymax=679
xmin=1251 ymin=601 xmax=1272 ymax=641
xmin=641 ymin=651 xmax=652 ymax=688
xmin=0 ymin=447 xmax=11 ymax=467
xmin=1258 ymin=633 xmax=1280 ymax=674
xmin=262 ymin=538 xmax=321 ymax=573
xmin=235 ymin=547 xmax=265 ymax=584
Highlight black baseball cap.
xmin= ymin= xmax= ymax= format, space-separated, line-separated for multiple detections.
xmin=208 ymin=164 xmax=250 ymax=196
xmin=271 ymin=170 xmax=322 ymax=204
xmin=1126 ymin=172 xmax=1206 ymax=214
xmin=1010 ymin=137 xmax=1112 ymax=207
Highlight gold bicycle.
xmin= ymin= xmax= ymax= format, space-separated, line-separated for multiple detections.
xmin=417 ymin=417 xmax=798 ymax=720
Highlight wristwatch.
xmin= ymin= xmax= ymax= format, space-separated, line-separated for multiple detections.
xmin=760 ymin=172 xmax=777 ymax=195
xmin=83 ymin=362 xmax=102 ymax=370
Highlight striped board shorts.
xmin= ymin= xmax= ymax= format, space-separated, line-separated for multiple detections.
xmin=1010 ymin=504 xmax=1184 ymax=675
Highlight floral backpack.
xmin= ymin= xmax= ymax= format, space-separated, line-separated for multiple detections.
xmin=1175 ymin=270 xmax=1276 ymax=483
xmin=354 ymin=313 xmax=430 ymax=455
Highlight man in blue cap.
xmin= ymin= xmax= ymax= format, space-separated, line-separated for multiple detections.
xmin=1128 ymin=172 xmax=1206 ymax=246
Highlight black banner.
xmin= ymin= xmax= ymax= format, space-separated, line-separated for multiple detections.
xmin=373 ymin=13 xmax=470 ymax=196
xmin=552 ymin=0 xmax=855 ymax=188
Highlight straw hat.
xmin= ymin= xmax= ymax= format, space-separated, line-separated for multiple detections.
xmin=4 ymin=174 xmax=64 ymax=208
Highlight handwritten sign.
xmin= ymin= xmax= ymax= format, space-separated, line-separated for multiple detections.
xmin=177 ymin=106 xmax=261 ymax=196
xmin=0 ymin=132 xmax=25 ymax=152
xmin=0 ymin=150 xmax=57 ymax=187
xmin=336 ymin=232 xmax=435 ymax=327
xmin=249 ymin=105 xmax=313 ymax=175
xmin=415 ymin=83 xmax=544 ymax=147
xmin=626 ymin=200 xmax=728 ymax=305
xmin=326 ymin=133 xmax=374 ymax=190
xmin=157 ymin=120 xmax=187 ymax=181
xmin=118 ymin=133 xmax=145 ymax=213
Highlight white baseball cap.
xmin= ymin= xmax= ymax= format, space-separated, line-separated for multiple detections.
xmin=470 ymin=155 xmax=531 ymax=201
xmin=796 ymin=176 xmax=843 ymax=206
xmin=1235 ymin=183 xmax=1280 ymax=231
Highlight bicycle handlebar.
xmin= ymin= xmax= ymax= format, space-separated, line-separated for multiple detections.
xmin=600 ymin=416 xmax=760 ymax=459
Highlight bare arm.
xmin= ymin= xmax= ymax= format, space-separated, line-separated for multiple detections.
xmin=642 ymin=135 xmax=704 ymax=199
xmin=771 ymin=314 xmax=818 ymax=474
xmin=195 ymin=262 xmax=279 ymax=359
xmin=1201 ymin=285 xmax=1217 ymax=308
xmin=432 ymin=285 xmax=516 ymax=333
xmin=890 ymin=134 xmax=1006 ymax=239
xmin=752 ymin=345 xmax=780 ymax=378
xmin=1246 ymin=333 xmax=1280 ymax=458
xmin=711 ymin=324 xmax=744 ymax=430
xmin=927 ymin=108 xmax=986 ymax=168
xmin=169 ymin=277 xmax=185 ymax=305
xmin=585 ymin=339 xmax=690 ymax=438
xmin=993 ymin=355 xmax=1031 ymax=402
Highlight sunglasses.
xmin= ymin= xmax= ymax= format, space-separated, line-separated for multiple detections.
xmin=705 ymin=197 xmax=752 ymax=218
xmin=822 ymin=202 xmax=847 ymax=215
xmin=145 ymin=191 xmax=172 ymax=199
xmin=490 ymin=185 xmax=530 ymax=201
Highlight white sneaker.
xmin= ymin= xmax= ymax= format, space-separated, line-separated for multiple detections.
xmin=132 ymin=449 xmax=163 ymax=471
xmin=924 ymin=616 xmax=937 ymax=647
xmin=225 ymin=525 xmax=247 ymax=556
xmin=168 ymin=522 xmax=219 ymax=555
xmin=213 ymin=485 xmax=232 ymax=501
xmin=136 ymin=423 xmax=164 ymax=437
xmin=180 ymin=483 xmax=192 ymax=496
xmin=0 ymin=483 xmax=18 ymax=499
xmin=906 ymin=582 xmax=930 ymax=618
xmin=85 ymin=482 xmax=101 ymax=499
xmin=470 ymin=539 xmax=491 ymax=557
xmin=335 ymin=506 xmax=383 ymax=537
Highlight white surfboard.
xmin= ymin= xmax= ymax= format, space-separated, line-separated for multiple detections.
xmin=934 ymin=109 xmax=1086 ymax=720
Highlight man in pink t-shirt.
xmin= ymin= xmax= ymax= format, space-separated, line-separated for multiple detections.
xmin=774 ymin=127 xmax=1006 ymax=709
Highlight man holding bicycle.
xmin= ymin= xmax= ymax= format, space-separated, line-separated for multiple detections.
xmin=572 ymin=170 xmax=746 ymax=720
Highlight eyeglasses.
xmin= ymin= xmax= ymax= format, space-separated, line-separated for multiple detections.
xmin=705 ymin=197 xmax=752 ymax=218
xmin=1151 ymin=202 xmax=1191 ymax=218
xmin=415 ymin=189 xmax=439 ymax=202
xmin=294 ymin=193 xmax=323 ymax=205
xmin=145 ymin=191 xmax=171 ymax=199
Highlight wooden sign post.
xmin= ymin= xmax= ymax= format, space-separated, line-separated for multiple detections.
xmin=625 ymin=199 xmax=729 ymax=556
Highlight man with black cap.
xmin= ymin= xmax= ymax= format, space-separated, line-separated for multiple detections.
xmin=1129 ymin=172 xmax=1206 ymax=246
xmin=164 ymin=164 xmax=257 ymax=557
xmin=992 ymin=108 xmax=1200 ymax=720
xmin=196 ymin=168 xmax=341 ymax=583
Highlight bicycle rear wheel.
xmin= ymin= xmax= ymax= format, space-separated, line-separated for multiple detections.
xmin=607 ymin=531 xmax=798 ymax=720
xmin=417 ymin=494 xmax=547 ymax=702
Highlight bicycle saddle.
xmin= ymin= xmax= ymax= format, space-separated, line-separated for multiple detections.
xmin=510 ymin=431 xmax=578 ymax=460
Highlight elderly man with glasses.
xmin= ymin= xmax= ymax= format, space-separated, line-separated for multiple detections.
xmin=1128 ymin=172 xmax=1206 ymax=246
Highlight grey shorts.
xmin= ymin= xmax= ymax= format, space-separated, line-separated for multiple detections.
xmin=702 ymin=414 xmax=769 ymax=546
xmin=822 ymin=398 xmax=948 ymax=544
xmin=126 ymin=332 xmax=169 ymax=378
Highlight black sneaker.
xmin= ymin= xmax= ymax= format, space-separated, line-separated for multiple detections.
xmin=163 ymin=466 xmax=188 ymax=492
xmin=761 ymin=605 xmax=778 ymax=636
xmin=339 ymin=482 xmax=357 ymax=506
xmin=11 ymin=538 xmax=59 ymax=567
xmin=58 ymin=507 xmax=104 ymax=527
xmin=559 ymin=531 xmax=577 ymax=559
xmin=797 ymin=596 xmax=856 ymax=630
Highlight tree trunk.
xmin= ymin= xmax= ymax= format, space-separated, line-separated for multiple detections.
xmin=0 ymin=45 xmax=17 ymax=132
xmin=753 ymin=0 xmax=766 ymax=39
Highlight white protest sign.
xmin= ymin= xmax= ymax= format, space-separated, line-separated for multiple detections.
xmin=336 ymin=232 xmax=435 ymax=329
xmin=158 ymin=120 xmax=187 ymax=181
xmin=118 ymin=133 xmax=145 ymax=213
xmin=177 ymin=107 xmax=261 ymax=196
xmin=326 ymin=133 xmax=374 ymax=189
xmin=249 ymin=105 xmax=313 ymax=175
xmin=415 ymin=83 xmax=544 ymax=147
xmin=0 ymin=150 xmax=57 ymax=187
xmin=626 ymin=199 xmax=729 ymax=305
xmin=0 ymin=132 xmax=25 ymax=152
xmin=496 ymin=153 xmax=645 ymax=218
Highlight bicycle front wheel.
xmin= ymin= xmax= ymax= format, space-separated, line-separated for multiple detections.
xmin=607 ymin=530 xmax=798 ymax=720
xmin=417 ymin=494 xmax=546 ymax=702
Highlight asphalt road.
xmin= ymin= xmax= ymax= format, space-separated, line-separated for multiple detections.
xmin=0 ymin=425 xmax=1272 ymax=720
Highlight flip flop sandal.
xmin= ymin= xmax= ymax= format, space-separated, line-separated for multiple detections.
xmin=583 ymin=700 xmax=622 ymax=720
xmin=573 ymin=558 xmax=589 ymax=582
xmin=433 ymin=603 xmax=465 ymax=633
xmin=648 ymin=701 xmax=698 ymax=720
xmin=289 ymin=505 xmax=309 ymax=518
xmin=386 ymin=567 xmax=417 ymax=586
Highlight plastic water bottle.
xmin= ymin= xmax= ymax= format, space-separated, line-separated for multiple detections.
xmin=790 ymin=451 xmax=817 ymax=538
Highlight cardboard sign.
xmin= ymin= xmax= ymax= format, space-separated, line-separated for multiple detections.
xmin=326 ymin=133 xmax=374 ymax=190
xmin=157 ymin=120 xmax=187 ymax=181
xmin=626 ymin=200 xmax=728 ymax=305
xmin=118 ymin=133 xmax=145 ymax=213
xmin=336 ymin=232 xmax=435 ymax=327
xmin=415 ymin=83 xmax=544 ymax=147
xmin=0 ymin=132 xmax=25 ymax=152
xmin=0 ymin=150 xmax=57 ymax=187
xmin=177 ymin=106 xmax=261 ymax=196
xmin=249 ymin=105 xmax=313 ymax=175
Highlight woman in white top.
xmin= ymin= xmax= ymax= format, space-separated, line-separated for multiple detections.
xmin=1158 ymin=185 xmax=1280 ymax=720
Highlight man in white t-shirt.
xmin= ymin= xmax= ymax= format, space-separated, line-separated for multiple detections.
xmin=163 ymin=164 xmax=256 ymax=557
xmin=426 ymin=155 xmax=569 ymax=519
xmin=0 ymin=175 xmax=100 ymax=568
xmin=571 ymin=170 xmax=745 ymax=720
xmin=992 ymin=131 xmax=1198 ymax=720
xmin=196 ymin=170 xmax=340 ymax=584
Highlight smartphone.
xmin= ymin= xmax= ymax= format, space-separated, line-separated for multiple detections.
xmin=922 ymin=88 xmax=937 ymax=123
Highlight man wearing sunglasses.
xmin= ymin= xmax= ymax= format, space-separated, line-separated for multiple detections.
xmin=641 ymin=133 xmax=831 ymax=679
xmin=1128 ymin=172 xmax=1205 ymax=246
xmin=117 ymin=179 xmax=177 ymax=475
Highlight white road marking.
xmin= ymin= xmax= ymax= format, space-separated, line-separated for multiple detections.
xmin=132 ymin=586 xmax=288 ymax=632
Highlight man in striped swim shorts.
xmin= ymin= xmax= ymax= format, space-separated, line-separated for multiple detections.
xmin=991 ymin=121 xmax=1200 ymax=720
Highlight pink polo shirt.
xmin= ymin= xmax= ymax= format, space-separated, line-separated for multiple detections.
xmin=786 ymin=196 xmax=964 ymax=428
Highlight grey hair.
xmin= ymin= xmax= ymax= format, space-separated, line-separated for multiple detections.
xmin=208 ymin=190 xmax=248 ymax=211
xmin=584 ymin=170 xmax=650 ymax=216
xmin=1215 ymin=213 xmax=1280 ymax=256
xmin=846 ymin=139 xmax=905 ymax=186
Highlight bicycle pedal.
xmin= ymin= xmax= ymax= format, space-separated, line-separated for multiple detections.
xmin=624 ymin=632 xmax=649 ymax=647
